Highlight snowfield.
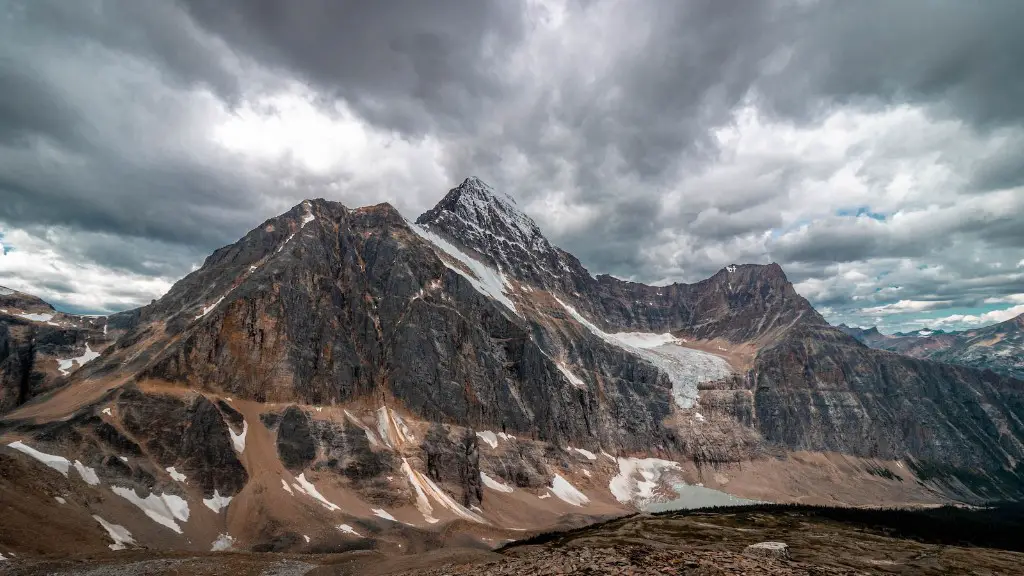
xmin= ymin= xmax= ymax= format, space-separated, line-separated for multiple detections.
xmin=409 ymin=222 xmax=518 ymax=315
xmin=57 ymin=343 xmax=101 ymax=375
xmin=293 ymin=473 xmax=341 ymax=511
xmin=93 ymin=515 xmax=135 ymax=550
xmin=111 ymin=486 xmax=190 ymax=533
xmin=481 ymin=471 xmax=514 ymax=493
xmin=555 ymin=297 xmax=731 ymax=408
xmin=202 ymin=490 xmax=233 ymax=513
xmin=230 ymin=420 xmax=248 ymax=452
xmin=549 ymin=473 xmax=589 ymax=506
xmin=609 ymin=457 xmax=681 ymax=506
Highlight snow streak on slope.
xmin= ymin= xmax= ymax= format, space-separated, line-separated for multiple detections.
xmin=195 ymin=296 xmax=225 ymax=320
xmin=555 ymin=297 xmax=731 ymax=408
xmin=476 ymin=431 xmax=499 ymax=449
xmin=481 ymin=471 xmax=514 ymax=493
xmin=294 ymin=474 xmax=341 ymax=512
xmin=549 ymin=473 xmax=589 ymax=506
xmin=7 ymin=441 xmax=71 ymax=475
xmin=409 ymin=222 xmax=518 ymax=315
xmin=202 ymin=490 xmax=232 ymax=513
xmin=229 ymin=420 xmax=247 ymax=453
xmin=111 ymin=487 xmax=190 ymax=533
xmin=403 ymin=458 xmax=487 ymax=524
xmin=93 ymin=515 xmax=135 ymax=550
xmin=57 ymin=343 xmax=101 ymax=375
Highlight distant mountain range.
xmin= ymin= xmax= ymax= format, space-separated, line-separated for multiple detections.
xmin=1 ymin=177 xmax=1022 ymax=556
xmin=837 ymin=315 xmax=1024 ymax=380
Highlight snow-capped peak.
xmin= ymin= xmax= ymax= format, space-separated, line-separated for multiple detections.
xmin=420 ymin=177 xmax=546 ymax=250
xmin=416 ymin=177 xmax=568 ymax=284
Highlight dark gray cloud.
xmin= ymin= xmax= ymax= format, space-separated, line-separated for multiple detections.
xmin=1 ymin=0 xmax=1022 ymax=330
xmin=176 ymin=0 xmax=526 ymax=134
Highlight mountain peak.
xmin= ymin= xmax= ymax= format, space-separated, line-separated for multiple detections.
xmin=416 ymin=178 xmax=565 ymax=281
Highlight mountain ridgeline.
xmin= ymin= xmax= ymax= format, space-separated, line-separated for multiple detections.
xmin=1 ymin=177 xmax=1023 ymax=556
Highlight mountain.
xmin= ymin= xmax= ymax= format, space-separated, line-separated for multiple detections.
xmin=0 ymin=286 xmax=113 ymax=413
xmin=1 ymin=178 xmax=1022 ymax=557
xmin=838 ymin=317 xmax=1024 ymax=380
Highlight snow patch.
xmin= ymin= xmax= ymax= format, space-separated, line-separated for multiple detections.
xmin=211 ymin=533 xmax=234 ymax=551
xmin=337 ymin=524 xmax=361 ymax=536
xmin=582 ymin=469 xmax=592 ymax=478
xmin=549 ymin=473 xmax=589 ymax=506
xmin=112 ymin=486 xmax=190 ymax=533
xmin=7 ymin=441 xmax=70 ymax=476
xmin=57 ymin=343 xmax=101 ymax=376
xmin=372 ymin=508 xmax=396 ymax=521
xmin=609 ymin=457 xmax=681 ymax=506
xmin=403 ymin=458 xmax=486 ymax=524
xmin=538 ymin=493 xmax=551 ymax=499
xmin=556 ymin=362 xmax=587 ymax=389
xmin=402 ymin=459 xmax=439 ymax=524
xmin=102 ymin=408 xmax=112 ymax=416
xmin=497 ymin=432 xmax=516 ymax=441
xmin=555 ymin=296 xmax=731 ymax=408
xmin=55 ymin=496 xmax=67 ymax=504
xmin=166 ymin=467 xmax=187 ymax=483
xmin=202 ymin=490 xmax=232 ymax=513
xmin=294 ymin=473 xmax=341 ymax=511
xmin=569 ymin=447 xmax=597 ymax=461
xmin=303 ymin=535 xmax=310 ymax=543
xmin=300 ymin=201 xmax=315 ymax=227
xmin=476 ymin=431 xmax=499 ymax=449
xmin=694 ymin=412 xmax=706 ymax=423
xmin=344 ymin=410 xmax=381 ymax=447
xmin=73 ymin=460 xmax=100 ymax=485
xmin=17 ymin=313 xmax=54 ymax=322
xmin=409 ymin=222 xmax=518 ymax=315
xmin=601 ymin=451 xmax=616 ymax=462
xmin=230 ymin=420 xmax=247 ymax=453
xmin=195 ymin=296 xmax=225 ymax=319
xmin=481 ymin=471 xmax=514 ymax=493
xmin=93 ymin=515 xmax=135 ymax=551
xmin=376 ymin=406 xmax=414 ymax=448
xmin=281 ymin=479 xmax=294 ymax=494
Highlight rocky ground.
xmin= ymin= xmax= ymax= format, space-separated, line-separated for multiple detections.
xmin=3 ymin=504 xmax=1022 ymax=575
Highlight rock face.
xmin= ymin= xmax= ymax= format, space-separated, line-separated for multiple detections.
xmin=118 ymin=386 xmax=249 ymax=497
xmin=840 ymin=315 xmax=1024 ymax=380
xmin=277 ymin=405 xmax=317 ymax=471
xmin=0 ymin=287 xmax=111 ymax=413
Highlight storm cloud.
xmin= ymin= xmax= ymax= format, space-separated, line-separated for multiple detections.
xmin=1 ymin=0 xmax=1021 ymax=331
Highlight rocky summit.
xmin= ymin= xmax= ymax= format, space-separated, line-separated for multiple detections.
xmin=1 ymin=178 xmax=1023 ymax=562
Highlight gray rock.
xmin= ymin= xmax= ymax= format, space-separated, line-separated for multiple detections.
xmin=743 ymin=541 xmax=790 ymax=560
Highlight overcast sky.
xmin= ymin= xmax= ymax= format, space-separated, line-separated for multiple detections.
xmin=2 ymin=0 xmax=1022 ymax=332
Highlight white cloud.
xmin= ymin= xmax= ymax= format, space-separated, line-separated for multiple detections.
xmin=930 ymin=304 xmax=1024 ymax=328
xmin=0 ymin=227 xmax=173 ymax=313
xmin=861 ymin=300 xmax=954 ymax=315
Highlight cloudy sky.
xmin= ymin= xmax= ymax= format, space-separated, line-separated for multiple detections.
xmin=2 ymin=0 xmax=1022 ymax=332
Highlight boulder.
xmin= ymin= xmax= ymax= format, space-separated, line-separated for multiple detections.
xmin=743 ymin=541 xmax=790 ymax=561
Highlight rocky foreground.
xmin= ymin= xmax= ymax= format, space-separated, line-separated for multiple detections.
xmin=3 ymin=504 xmax=1022 ymax=575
